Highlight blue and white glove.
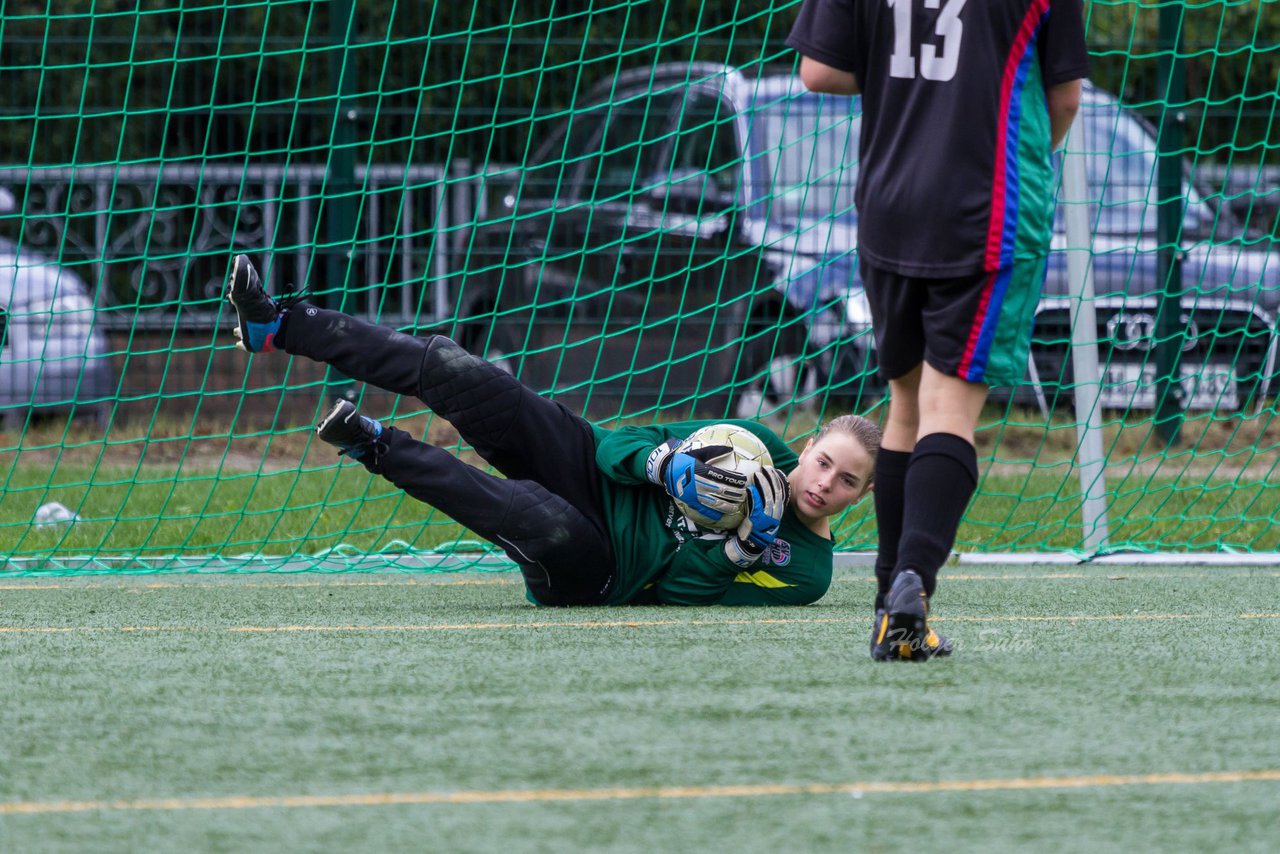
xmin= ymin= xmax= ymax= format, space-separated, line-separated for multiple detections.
xmin=646 ymin=437 xmax=749 ymax=525
xmin=724 ymin=467 xmax=791 ymax=568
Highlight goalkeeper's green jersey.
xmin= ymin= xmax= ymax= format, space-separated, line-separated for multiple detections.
xmin=591 ymin=420 xmax=836 ymax=606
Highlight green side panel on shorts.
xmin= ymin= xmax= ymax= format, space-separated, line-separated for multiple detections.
xmin=985 ymin=254 xmax=1049 ymax=387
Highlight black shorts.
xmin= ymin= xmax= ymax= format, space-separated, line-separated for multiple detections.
xmin=861 ymin=257 xmax=1047 ymax=387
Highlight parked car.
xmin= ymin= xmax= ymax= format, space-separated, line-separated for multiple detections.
xmin=0 ymin=217 xmax=115 ymax=426
xmin=1029 ymin=84 xmax=1279 ymax=413
xmin=449 ymin=64 xmax=1280 ymax=418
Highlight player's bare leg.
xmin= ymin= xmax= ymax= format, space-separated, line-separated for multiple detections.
xmin=881 ymin=363 xmax=922 ymax=452
xmin=915 ymin=364 xmax=989 ymax=446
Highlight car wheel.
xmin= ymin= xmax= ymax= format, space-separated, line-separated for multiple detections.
xmin=726 ymin=328 xmax=811 ymax=419
xmin=804 ymin=340 xmax=884 ymax=415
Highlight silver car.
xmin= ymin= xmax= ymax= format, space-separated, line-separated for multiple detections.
xmin=0 ymin=194 xmax=115 ymax=425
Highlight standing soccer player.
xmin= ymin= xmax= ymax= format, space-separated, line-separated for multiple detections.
xmin=786 ymin=0 xmax=1089 ymax=659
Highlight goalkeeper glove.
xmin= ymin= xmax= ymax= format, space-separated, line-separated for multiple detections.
xmin=724 ymin=466 xmax=791 ymax=568
xmin=645 ymin=437 xmax=749 ymax=524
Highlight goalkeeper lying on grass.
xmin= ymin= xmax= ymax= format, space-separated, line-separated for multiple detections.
xmin=226 ymin=254 xmax=880 ymax=608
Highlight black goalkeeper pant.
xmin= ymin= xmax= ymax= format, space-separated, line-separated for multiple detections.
xmin=278 ymin=302 xmax=617 ymax=606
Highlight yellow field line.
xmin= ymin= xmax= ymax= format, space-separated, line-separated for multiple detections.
xmin=0 ymin=617 xmax=843 ymax=634
xmin=1 ymin=612 xmax=1274 ymax=634
xmin=940 ymin=613 xmax=1209 ymax=623
xmin=3 ymin=769 xmax=1277 ymax=815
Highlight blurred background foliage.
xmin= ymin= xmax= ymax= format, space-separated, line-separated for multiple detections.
xmin=0 ymin=0 xmax=1275 ymax=169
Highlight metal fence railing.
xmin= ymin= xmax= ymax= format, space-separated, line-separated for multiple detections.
xmin=0 ymin=163 xmax=515 ymax=331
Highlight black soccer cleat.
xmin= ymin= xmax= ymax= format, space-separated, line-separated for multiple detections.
xmin=870 ymin=608 xmax=893 ymax=661
xmin=316 ymin=399 xmax=385 ymax=460
xmin=870 ymin=608 xmax=953 ymax=661
xmin=870 ymin=570 xmax=953 ymax=662
xmin=225 ymin=254 xmax=307 ymax=353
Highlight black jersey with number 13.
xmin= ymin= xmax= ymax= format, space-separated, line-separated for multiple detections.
xmin=787 ymin=0 xmax=1090 ymax=277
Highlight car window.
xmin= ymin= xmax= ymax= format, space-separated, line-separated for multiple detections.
xmin=517 ymin=93 xmax=677 ymax=205
xmin=1084 ymin=102 xmax=1155 ymax=234
xmin=669 ymin=92 xmax=740 ymax=198
xmin=747 ymin=91 xmax=859 ymax=224
xmin=1077 ymin=98 xmax=1208 ymax=237
xmin=580 ymin=92 xmax=681 ymax=203
xmin=519 ymin=112 xmax=592 ymax=204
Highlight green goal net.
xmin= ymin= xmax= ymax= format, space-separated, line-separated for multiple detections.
xmin=1 ymin=1 xmax=1277 ymax=575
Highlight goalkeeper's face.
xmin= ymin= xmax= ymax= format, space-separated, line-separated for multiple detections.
xmin=787 ymin=433 xmax=874 ymax=523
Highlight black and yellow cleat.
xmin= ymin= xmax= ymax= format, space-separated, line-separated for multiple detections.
xmin=917 ymin=625 xmax=953 ymax=659
xmin=869 ymin=570 xmax=953 ymax=661
xmin=870 ymin=608 xmax=895 ymax=661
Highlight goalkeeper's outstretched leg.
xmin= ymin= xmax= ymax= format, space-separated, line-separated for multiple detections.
xmin=313 ymin=399 xmax=616 ymax=605
xmin=227 ymin=253 xmax=617 ymax=603
xmin=225 ymin=254 xmax=604 ymax=511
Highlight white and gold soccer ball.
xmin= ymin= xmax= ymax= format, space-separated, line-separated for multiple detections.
xmin=672 ymin=423 xmax=773 ymax=531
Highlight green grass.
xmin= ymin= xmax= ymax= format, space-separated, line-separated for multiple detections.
xmin=3 ymin=405 xmax=1278 ymax=567
xmin=3 ymin=460 xmax=1278 ymax=566
xmin=1 ymin=567 xmax=1278 ymax=851
xmin=0 ymin=463 xmax=477 ymax=562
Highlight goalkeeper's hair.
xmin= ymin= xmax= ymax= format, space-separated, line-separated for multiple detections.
xmin=815 ymin=414 xmax=881 ymax=466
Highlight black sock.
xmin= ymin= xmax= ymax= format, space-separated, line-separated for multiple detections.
xmin=872 ymin=448 xmax=911 ymax=612
xmin=895 ymin=433 xmax=978 ymax=598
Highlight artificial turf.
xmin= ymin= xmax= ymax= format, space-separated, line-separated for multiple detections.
xmin=1 ymin=565 xmax=1278 ymax=852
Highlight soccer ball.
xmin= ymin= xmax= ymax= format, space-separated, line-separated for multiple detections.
xmin=671 ymin=423 xmax=773 ymax=531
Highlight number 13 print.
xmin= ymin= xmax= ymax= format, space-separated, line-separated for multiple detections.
xmin=887 ymin=0 xmax=968 ymax=81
